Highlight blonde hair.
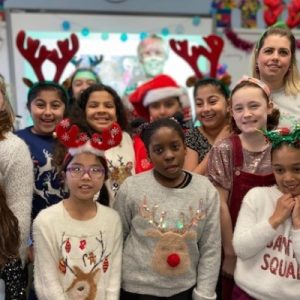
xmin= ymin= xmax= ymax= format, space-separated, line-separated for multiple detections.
xmin=0 ymin=79 xmax=15 ymax=139
xmin=137 ymin=34 xmax=169 ymax=62
xmin=252 ymin=27 xmax=300 ymax=96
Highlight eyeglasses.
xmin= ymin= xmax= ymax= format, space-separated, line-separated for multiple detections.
xmin=66 ymin=165 xmax=105 ymax=179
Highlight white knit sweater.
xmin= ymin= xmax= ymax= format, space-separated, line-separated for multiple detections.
xmin=0 ymin=131 xmax=33 ymax=263
xmin=33 ymin=201 xmax=122 ymax=300
xmin=233 ymin=185 xmax=300 ymax=300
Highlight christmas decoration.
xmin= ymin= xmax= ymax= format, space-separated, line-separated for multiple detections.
xmin=263 ymin=0 xmax=285 ymax=27
xmin=238 ymin=0 xmax=261 ymax=28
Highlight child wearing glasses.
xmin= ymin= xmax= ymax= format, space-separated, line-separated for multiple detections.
xmin=32 ymin=119 xmax=123 ymax=300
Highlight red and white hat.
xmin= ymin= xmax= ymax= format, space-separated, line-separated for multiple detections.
xmin=129 ymin=74 xmax=188 ymax=121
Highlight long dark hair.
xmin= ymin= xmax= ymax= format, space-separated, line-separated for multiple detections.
xmin=0 ymin=185 xmax=20 ymax=266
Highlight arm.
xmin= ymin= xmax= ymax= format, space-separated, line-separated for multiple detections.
xmin=33 ymin=216 xmax=66 ymax=300
xmin=233 ymin=189 xmax=279 ymax=260
xmin=2 ymin=135 xmax=33 ymax=264
xmin=217 ymin=186 xmax=236 ymax=275
xmin=113 ymin=181 xmax=132 ymax=240
xmin=291 ymin=195 xmax=300 ymax=263
xmin=106 ymin=215 xmax=123 ymax=300
xmin=193 ymin=186 xmax=221 ymax=300
xmin=183 ymin=147 xmax=199 ymax=171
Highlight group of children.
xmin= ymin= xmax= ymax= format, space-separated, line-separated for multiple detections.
xmin=0 ymin=23 xmax=300 ymax=300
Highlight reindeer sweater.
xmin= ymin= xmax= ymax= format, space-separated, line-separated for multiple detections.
xmin=114 ymin=170 xmax=221 ymax=299
xmin=233 ymin=186 xmax=300 ymax=300
xmin=0 ymin=131 xmax=33 ymax=264
xmin=16 ymin=127 xmax=65 ymax=221
xmin=33 ymin=201 xmax=122 ymax=300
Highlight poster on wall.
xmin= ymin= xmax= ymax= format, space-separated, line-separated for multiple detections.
xmin=7 ymin=12 xmax=213 ymax=128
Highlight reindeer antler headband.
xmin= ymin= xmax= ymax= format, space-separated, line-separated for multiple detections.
xmin=55 ymin=118 xmax=122 ymax=157
xmin=169 ymin=34 xmax=231 ymax=87
xmin=16 ymin=30 xmax=79 ymax=85
xmin=261 ymin=124 xmax=300 ymax=149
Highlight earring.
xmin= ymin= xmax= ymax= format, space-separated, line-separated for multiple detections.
xmin=256 ymin=64 xmax=259 ymax=73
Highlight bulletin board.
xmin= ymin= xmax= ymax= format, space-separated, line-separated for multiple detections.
xmin=6 ymin=11 xmax=213 ymax=128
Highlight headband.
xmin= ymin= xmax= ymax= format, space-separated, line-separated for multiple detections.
xmin=72 ymin=70 xmax=98 ymax=82
xmin=55 ymin=118 xmax=122 ymax=157
xmin=237 ymin=76 xmax=271 ymax=97
xmin=261 ymin=124 xmax=300 ymax=149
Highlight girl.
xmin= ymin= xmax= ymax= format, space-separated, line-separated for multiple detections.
xmin=129 ymin=74 xmax=190 ymax=173
xmin=233 ymin=125 xmax=300 ymax=300
xmin=0 ymin=79 xmax=33 ymax=299
xmin=114 ymin=118 xmax=221 ymax=300
xmin=252 ymin=24 xmax=300 ymax=129
xmin=184 ymin=78 xmax=231 ymax=174
xmin=0 ymin=185 xmax=26 ymax=300
xmin=207 ymin=76 xmax=279 ymax=298
xmin=33 ymin=119 xmax=123 ymax=300
xmin=70 ymin=83 xmax=135 ymax=200
xmin=65 ymin=68 xmax=101 ymax=107
xmin=16 ymin=81 xmax=68 ymax=222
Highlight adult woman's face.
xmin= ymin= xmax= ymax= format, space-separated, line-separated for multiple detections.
xmin=257 ymin=34 xmax=292 ymax=86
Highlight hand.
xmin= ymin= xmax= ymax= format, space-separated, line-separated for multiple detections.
xmin=27 ymin=246 xmax=34 ymax=263
xmin=269 ymin=194 xmax=295 ymax=229
xmin=292 ymin=195 xmax=300 ymax=229
xmin=215 ymin=125 xmax=231 ymax=144
xmin=222 ymin=254 xmax=237 ymax=277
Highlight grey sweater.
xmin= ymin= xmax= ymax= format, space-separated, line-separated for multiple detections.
xmin=114 ymin=170 xmax=221 ymax=299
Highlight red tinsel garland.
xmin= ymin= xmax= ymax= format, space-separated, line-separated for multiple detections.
xmin=224 ymin=27 xmax=300 ymax=51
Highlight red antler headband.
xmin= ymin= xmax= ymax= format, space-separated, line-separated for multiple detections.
xmin=55 ymin=118 xmax=122 ymax=156
xmin=16 ymin=30 xmax=79 ymax=83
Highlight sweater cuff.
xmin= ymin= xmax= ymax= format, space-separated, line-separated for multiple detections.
xmin=193 ymin=288 xmax=216 ymax=300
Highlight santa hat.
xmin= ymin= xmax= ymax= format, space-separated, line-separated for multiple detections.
xmin=129 ymin=74 xmax=188 ymax=121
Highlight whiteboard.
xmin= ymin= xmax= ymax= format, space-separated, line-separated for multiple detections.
xmin=7 ymin=12 xmax=213 ymax=128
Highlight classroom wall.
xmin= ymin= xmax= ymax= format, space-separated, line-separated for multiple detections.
xmin=5 ymin=0 xmax=211 ymax=15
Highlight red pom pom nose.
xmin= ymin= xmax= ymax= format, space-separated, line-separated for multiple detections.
xmin=167 ymin=253 xmax=180 ymax=267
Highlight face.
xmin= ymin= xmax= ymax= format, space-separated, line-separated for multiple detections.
xmin=85 ymin=90 xmax=117 ymax=132
xmin=65 ymin=152 xmax=105 ymax=202
xmin=72 ymin=75 xmax=97 ymax=100
xmin=148 ymin=97 xmax=182 ymax=121
xmin=141 ymin=39 xmax=167 ymax=77
xmin=148 ymin=127 xmax=186 ymax=182
xmin=30 ymin=90 xmax=65 ymax=135
xmin=257 ymin=34 xmax=292 ymax=84
xmin=272 ymin=145 xmax=300 ymax=196
xmin=195 ymin=85 xmax=229 ymax=131
xmin=231 ymin=86 xmax=272 ymax=134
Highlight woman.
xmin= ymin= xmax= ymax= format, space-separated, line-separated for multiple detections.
xmin=252 ymin=25 xmax=300 ymax=129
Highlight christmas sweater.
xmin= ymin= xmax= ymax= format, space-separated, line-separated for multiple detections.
xmin=33 ymin=201 xmax=122 ymax=300
xmin=105 ymin=131 xmax=135 ymax=202
xmin=16 ymin=127 xmax=64 ymax=221
xmin=114 ymin=170 xmax=221 ymax=299
xmin=233 ymin=185 xmax=300 ymax=300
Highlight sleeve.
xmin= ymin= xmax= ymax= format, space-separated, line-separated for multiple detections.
xmin=33 ymin=214 xmax=66 ymax=300
xmin=2 ymin=136 xmax=33 ymax=264
xmin=193 ymin=184 xmax=221 ymax=300
xmin=233 ymin=189 xmax=277 ymax=260
xmin=291 ymin=229 xmax=300 ymax=264
xmin=113 ymin=180 xmax=133 ymax=240
xmin=207 ymin=139 xmax=233 ymax=190
xmin=106 ymin=214 xmax=123 ymax=300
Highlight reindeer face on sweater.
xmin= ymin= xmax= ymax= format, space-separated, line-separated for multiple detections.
xmin=140 ymin=198 xmax=205 ymax=277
